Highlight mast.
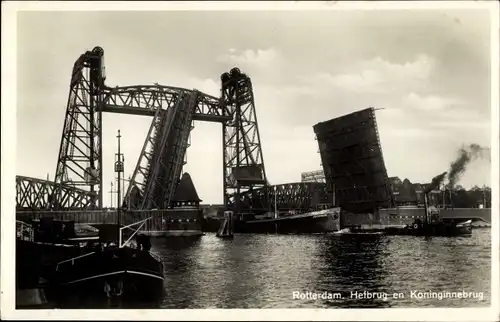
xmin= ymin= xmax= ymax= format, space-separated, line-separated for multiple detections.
xmin=128 ymin=175 xmax=132 ymax=211
xmin=423 ymin=192 xmax=429 ymax=225
xmin=109 ymin=182 xmax=114 ymax=208
xmin=115 ymin=130 xmax=124 ymax=227
xmin=332 ymin=183 xmax=336 ymax=207
xmin=449 ymin=188 xmax=452 ymax=209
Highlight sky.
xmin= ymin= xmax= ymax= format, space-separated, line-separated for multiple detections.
xmin=16 ymin=8 xmax=493 ymax=206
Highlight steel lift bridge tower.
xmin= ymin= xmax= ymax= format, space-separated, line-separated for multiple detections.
xmin=16 ymin=46 xmax=268 ymax=216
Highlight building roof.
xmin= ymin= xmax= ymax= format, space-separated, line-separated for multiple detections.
xmin=412 ymin=183 xmax=423 ymax=192
xmin=389 ymin=176 xmax=402 ymax=185
xmin=172 ymin=172 xmax=202 ymax=202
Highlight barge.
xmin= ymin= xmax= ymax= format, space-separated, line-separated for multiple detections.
xmin=235 ymin=207 xmax=341 ymax=234
xmin=16 ymin=217 xmax=164 ymax=306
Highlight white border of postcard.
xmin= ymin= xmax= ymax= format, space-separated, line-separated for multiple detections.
xmin=1 ymin=1 xmax=499 ymax=321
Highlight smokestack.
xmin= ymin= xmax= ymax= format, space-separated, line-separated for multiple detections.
xmin=441 ymin=183 xmax=445 ymax=208
xmin=424 ymin=172 xmax=447 ymax=194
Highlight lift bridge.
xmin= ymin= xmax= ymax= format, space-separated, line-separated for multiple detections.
xmin=16 ymin=46 xmax=328 ymax=225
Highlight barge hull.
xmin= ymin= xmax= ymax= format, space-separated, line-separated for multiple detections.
xmin=237 ymin=208 xmax=341 ymax=234
xmin=50 ymin=247 xmax=164 ymax=304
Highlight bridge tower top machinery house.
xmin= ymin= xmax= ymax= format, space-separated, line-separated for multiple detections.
xmin=35 ymin=46 xmax=268 ymax=213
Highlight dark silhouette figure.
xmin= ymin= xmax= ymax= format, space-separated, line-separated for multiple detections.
xmin=136 ymin=234 xmax=152 ymax=251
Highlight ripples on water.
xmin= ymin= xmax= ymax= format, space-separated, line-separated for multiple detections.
xmin=56 ymin=229 xmax=491 ymax=309
xmin=153 ymin=229 xmax=491 ymax=309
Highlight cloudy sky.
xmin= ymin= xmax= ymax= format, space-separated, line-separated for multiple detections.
xmin=16 ymin=7 xmax=493 ymax=206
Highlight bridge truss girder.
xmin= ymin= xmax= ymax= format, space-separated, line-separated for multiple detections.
xmin=99 ymin=85 xmax=230 ymax=122
xmin=238 ymin=182 xmax=331 ymax=214
xmin=16 ymin=175 xmax=94 ymax=210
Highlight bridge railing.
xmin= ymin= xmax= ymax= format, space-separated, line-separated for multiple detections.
xmin=16 ymin=210 xmax=118 ymax=224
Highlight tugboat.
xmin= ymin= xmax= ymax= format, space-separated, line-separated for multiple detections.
xmin=385 ymin=210 xmax=472 ymax=237
xmin=385 ymin=178 xmax=472 ymax=237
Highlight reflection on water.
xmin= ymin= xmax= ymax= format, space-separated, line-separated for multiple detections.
xmin=154 ymin=230 xmax=490 ymax=308
xmin=53 ymin=230 xmax=492 ymax=308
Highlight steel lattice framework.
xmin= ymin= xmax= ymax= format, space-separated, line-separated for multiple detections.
xmin=221 ymin=68 xmax=268 ymax=213
xmin=53 ymin=47 xmax=105 ymax=208
xmin=123 ymin=90 xmax=199 ymax=209
xmin=16 ymin=176 xmax=94 ymax=210
xmin=18 ymin=46 xmax=271 ymax=214
xmin=237 ymin=182 xmax=331 ymax=213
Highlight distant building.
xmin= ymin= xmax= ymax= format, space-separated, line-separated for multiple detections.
xmin=308 ymin=171 xmax=443 ymax=207
xmin=389 ymin=176 xmax=402 ymax=197
xmin=301 ymin=170 xmax=326 ymax=183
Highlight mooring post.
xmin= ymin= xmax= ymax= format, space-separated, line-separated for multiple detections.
xmin=424 ymin=192 xmax=429 ymax=226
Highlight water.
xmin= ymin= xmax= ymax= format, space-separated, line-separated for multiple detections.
xmin=155 ymin=229 xmax=491 ymax=308
xmin=44 ymin=229 xmax=491 ymax=309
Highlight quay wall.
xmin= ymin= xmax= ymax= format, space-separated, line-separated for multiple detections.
xmin=17 ymin=207 xmax=491 ymax=233
xmin=342 ymin=207 xmax=491 ymax=227
xmin=440 ymin=208 xmax=491 ymax=223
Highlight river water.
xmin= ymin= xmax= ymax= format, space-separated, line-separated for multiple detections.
xmin=53 ymin=229 xmax=491 ymax=309
xmin=155 ymin=229 xmax=491 ymax=309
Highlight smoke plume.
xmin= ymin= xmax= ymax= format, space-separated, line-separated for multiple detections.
xmin=424 ymin=172 xmax=447 ymax=194
xmin=447 ymin=143 xmax=490 ymax=188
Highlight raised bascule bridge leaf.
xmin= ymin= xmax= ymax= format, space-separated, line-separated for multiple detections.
xmin=313 ymin=107 xmax=394 ymax=215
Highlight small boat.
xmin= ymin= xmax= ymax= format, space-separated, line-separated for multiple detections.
xmin=332 ymin=227 xmax=385 ymax=236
